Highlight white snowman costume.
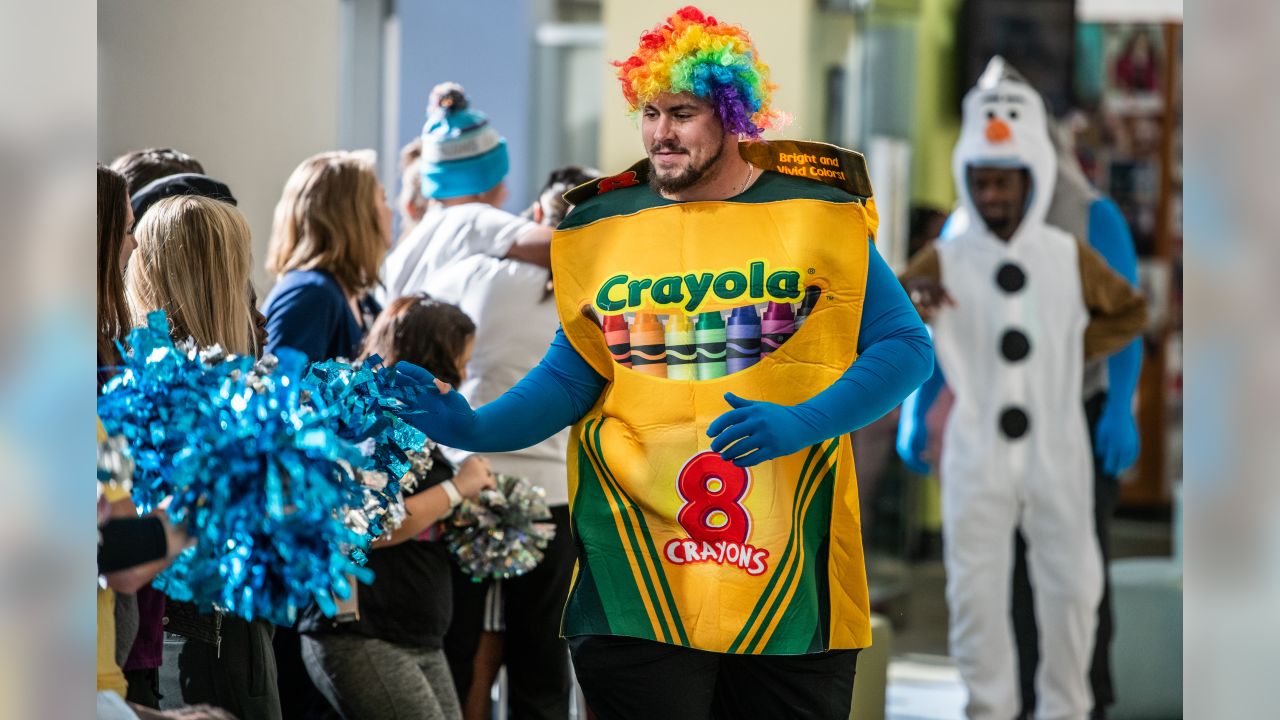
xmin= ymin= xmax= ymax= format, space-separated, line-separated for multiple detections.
xmin=904 ymin=59 xmax=1146 ymax=720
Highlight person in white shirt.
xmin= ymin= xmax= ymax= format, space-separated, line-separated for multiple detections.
xmin=432 ymin=167 xmax=596 ymax=720
xmin=380 ymin=79 xmax=597 ymax=720
xmin=382 ymin=82 xmax=553 ymax=302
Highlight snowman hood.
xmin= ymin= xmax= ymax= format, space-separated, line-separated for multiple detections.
xmin=952 ymin=56 xmax=1057 ymax=241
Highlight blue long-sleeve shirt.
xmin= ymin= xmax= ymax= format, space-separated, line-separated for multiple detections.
xmin=262 ymin=270 xmax=380 ymax=363
xmin=420 ymin=237 xmax=933 ymax=453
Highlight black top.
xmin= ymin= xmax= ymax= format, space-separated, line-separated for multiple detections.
xmin=98 ymin=516 xmax=167 ymax=573
xmin=299 ymin=447 xmax=455 ymax=648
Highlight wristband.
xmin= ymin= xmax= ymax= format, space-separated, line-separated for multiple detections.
xmin=440 ymin=479 xmax=463 ymax=509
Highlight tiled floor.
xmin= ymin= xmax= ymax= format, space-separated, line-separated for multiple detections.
xmin=880 ymin=516 xmax=1176 ymax=720
xmin=886 ymin=655 xmax=966 ymax=720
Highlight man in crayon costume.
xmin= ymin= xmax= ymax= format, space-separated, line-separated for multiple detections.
xmin=397 ymin=7 xmax=933 ymax=719
xmin=898 ymin=59 xmax=1147 ymax=720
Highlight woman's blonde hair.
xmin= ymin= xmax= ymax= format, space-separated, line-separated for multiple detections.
xmin=266 ymin=150 xmax=388 ymax=296
xmin=126 ymin=195 xmax=257 ymax=356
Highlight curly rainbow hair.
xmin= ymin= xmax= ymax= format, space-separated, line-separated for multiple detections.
xmin=614 ymin=6 xmax=785 ymax=139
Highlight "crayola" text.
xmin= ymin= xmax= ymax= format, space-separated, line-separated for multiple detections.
xmin=594 ymin=261 xmax=803 ymax=315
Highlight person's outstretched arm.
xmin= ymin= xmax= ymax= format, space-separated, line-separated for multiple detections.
xmin=707 ymin=238 xmax=935 ymax=466
xmin=397 ymin=328 xmax=606 ymax=452
xmin=1087 ymin=198 xmax=1145 ymax=475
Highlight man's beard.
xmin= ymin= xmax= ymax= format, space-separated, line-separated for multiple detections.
xmin=980 ymin=211 xmax=1012 ymax=236
xmin=978 ymin=208 xmax=1022 ymax=239
xmin=648 ymin=137 xmax=725 ymax=194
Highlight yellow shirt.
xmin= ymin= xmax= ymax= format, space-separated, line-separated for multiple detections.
xmin=96 ymin=586 xmax=128 ymax=695
xmin=97 ymin=419 xmax=132 ymax=695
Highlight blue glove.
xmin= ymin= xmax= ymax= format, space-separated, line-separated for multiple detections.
xmin=393 ymin=361 xmax=479 ymax=444
xmin=707 ymin=392 xmax=817 ymax=468
xmin=895 ymin=363 xmax=943 ymax=475
xmin=1094 ymin=400 xmax=1140 ymax=476
xmin=895 ymin=408 xmax=931 ymax=475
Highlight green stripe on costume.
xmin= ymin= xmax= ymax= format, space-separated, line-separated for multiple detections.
xmin=589 ymin=420 xmax=691 ymax=647
xmin=558 ymin=170 xmax=862 ymax=231
xmin=728 ymin=440 xmax=836 ymax=653
xmin=732 ymin=440 xmax=829 ymax=653
xmin=761 ymin=459 xmax=838 ymax=654
xmin=562 ymin=430 xmax=655 ymax=641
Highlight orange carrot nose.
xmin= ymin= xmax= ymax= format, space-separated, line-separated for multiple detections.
xmin=985 ymin=117 xmax=1012 ymax=143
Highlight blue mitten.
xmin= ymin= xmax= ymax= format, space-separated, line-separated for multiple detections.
xmin=895 ymin=401 xmax=931 ymax=475
xmin=393 ymin=362 xmax=478 ymax=445
xmin=707 ymin=393 xmax=824 ymax=468
xmin=895 ymin=366 xmax=944 ymax=475
xmin=1094 ymin=400 xmax=1140 ymax=476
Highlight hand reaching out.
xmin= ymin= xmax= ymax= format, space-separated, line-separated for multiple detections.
xmin=393 ymin=362 xmax=478 ymax=443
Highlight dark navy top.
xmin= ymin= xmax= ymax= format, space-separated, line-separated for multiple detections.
xmin=262 ymin=270 xmax=381 ymax=363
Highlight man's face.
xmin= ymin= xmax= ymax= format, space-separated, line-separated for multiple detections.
xmin=642 ymin=92 xmax=727 ymax=194
xmin=968 ymin=166 xmax=1030 ymax=240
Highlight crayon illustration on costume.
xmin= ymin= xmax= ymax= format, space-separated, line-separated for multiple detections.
xmin=550 ymin=139 xmax=879 ymax=655
xmin=760 ymin=301 xmax=795 ymax=356
xmin=602 ymin=313 xmax=632 ymax=367
xmin=629 ymin=312 xmax=668 ymax=377
xmin=725 ymin=305 xmax=762 ymax=373
xmin=693 ymin=311 xmax=727 ymax=380
xmin=794 ymin=286 xmax=821 ymax=330
xmin=664 ymin=314 xmax=697 ymax=380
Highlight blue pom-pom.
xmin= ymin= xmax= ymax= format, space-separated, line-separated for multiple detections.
xmin=97 ymin=312 xmax=435 ymax=625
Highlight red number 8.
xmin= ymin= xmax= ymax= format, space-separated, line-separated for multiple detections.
xmin=676 ymin=451 xmax=751 ymax=545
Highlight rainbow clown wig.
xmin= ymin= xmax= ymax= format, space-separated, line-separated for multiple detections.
xmin=615 ymin=6 xmax=785 ymax=139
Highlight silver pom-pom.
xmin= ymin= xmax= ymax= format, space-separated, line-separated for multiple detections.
xmin=444 ymin=473 xmax=556 ymax=581
xmin=97 ymin=432 xmax=134 ymax=497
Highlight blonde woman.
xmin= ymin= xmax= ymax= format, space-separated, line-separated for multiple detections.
xmin=263 ymin=150 xmax=391 ymax=363
xmin=126 ymin=195 xmax=257 ymax=357
xmin=125 ymin=194 xmax=281 ymax=720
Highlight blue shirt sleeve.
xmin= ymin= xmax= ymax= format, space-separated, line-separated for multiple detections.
xmin=939 ymin=209 xmax=959 ymax=240
xmin=791 ymin=239 xmax=934 ymax=438
xmin=1088 ymin=198 xmax=1138 ymax=284
xmin=263 ymin=278 xmax=342 ymax=364
xmin=1087 ymin=198 xmax=1144 ymax=474
xmin=430 ymin=328 xmax=605 ymax=452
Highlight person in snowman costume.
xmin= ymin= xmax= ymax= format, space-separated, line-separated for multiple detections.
xmin=901 ymin=77 xmax=1144 ymax=719
xmin=898 ymin=57 xmax=1147 ymax=720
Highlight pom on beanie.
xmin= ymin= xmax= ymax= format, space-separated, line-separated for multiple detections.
xmin=419 ymin=82 xmax=509 ymax=200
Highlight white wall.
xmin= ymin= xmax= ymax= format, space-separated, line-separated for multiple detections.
xmin=394 ymin=0 xmax=550 ymax=220
xmin=98 ymin=0 xmax=343 ymax=294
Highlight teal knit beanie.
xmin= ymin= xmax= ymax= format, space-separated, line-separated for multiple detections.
xmin=420 ymin=83 xmax=510 ymax=200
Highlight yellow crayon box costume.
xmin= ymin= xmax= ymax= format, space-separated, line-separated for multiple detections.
xmin=552 ymin=141 xmax=879 ymax=654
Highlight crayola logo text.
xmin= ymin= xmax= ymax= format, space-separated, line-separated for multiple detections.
xmin=595 ymin=261 xmax=803 ymax=315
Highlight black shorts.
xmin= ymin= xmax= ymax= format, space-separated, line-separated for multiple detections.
xmin=570 ymin=634 xmax=861 ymax=720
